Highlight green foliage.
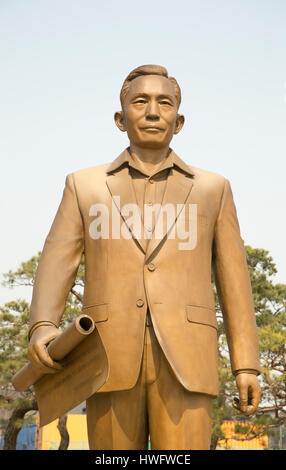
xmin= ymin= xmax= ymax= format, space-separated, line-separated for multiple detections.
xmin=2 ymin=252 xmax=42 ymax=288
xmin=0 ymin=300 xmax=30 ymax=386
xmin=0 ymin=252 xmax=84 ymax=434
xmin=212 ymin=245 xmax=286 ymax=448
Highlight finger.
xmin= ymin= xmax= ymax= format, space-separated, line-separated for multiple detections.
xmin=28 ymin=345 xmax=58 ymax=374
xmin=247 ymin=383 xmax=261 ymax=414
xmin=34 ymin=347 xmax=61 ymax=374
xmin=34 ymin=342 xmax=62 ymax=371
xmin=41 ymin=330 xmax=62 ymax=345
xmin=33 ymin=331 xmax=63 ymax=369
xmin=244 ymin=406 xmax=255 ymax=416
xmin=238 ymin=385 xmax=249 ymax=413
xmin=232 ymin=397 xmax=242 ymax=412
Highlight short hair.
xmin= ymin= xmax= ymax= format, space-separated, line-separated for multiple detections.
xmin=120 ymin=64 xmax=181 ymax=109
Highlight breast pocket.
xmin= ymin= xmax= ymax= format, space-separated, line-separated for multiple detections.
xmin=82 ymin=303 xmax=109 ymax=323
xmin=186 ymin=304 xmax=217 ymax=330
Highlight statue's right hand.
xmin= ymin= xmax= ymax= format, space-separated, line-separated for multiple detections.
xmin=28 ymin=325 xmax=63 ymax=374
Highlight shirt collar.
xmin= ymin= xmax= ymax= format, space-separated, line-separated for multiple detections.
xmin=106 ymin=147 xmax=194 ymax=177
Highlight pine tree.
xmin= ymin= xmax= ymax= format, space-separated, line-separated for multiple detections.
xmin=211 ymin=246 xmax=286 ymax=449
xmin=0 ymin=253 xmax=84 ymax=449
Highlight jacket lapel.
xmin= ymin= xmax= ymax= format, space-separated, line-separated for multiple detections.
xmin=106 ymin=164 xmax=147 ymax=253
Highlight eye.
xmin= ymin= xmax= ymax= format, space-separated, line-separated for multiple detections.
xmin=160 ymin=100 xmax=172 ymax=106
xmin=134 ymin=99 xmax=147 ymax=104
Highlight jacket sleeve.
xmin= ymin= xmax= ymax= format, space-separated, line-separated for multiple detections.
xmin=29 ymin=173 xmax=84 ymax=328
xmin=213 ymin=178 xmax=261 ymax=375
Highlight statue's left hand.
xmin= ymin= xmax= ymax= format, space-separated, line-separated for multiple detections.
xmin=233 ymin=373 xmax=261 ymax=415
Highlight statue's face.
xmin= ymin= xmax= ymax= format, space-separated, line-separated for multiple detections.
xmin=115 ymin=75 xmax=184 ymax=149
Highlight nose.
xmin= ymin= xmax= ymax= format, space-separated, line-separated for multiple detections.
xmin=146 ymin=100 xmax=160 ymax=121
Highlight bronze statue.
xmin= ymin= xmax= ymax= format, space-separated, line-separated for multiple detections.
xmin=26 ymin=65 xmax=261 ymax=450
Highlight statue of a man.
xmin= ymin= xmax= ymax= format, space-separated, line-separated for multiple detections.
xmin=27 ymin=65 xmax=261 ymax=450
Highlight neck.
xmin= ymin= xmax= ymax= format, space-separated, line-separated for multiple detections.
xmin=129 ymin=144 xmax=170 ymax=172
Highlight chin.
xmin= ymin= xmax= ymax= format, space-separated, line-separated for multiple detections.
xmin=138 ymin=137 xmax=171 ymax=149
xmin=141 ymin=141 xmax=168 ymax=149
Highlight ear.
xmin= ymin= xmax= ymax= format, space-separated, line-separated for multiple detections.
xmin=114 ymin=111 xmax=126 ymax=132
xmin=174 ymin=114 xmax=185 ymax=135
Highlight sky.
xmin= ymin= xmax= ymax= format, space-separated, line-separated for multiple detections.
xmin=0 ymin=0 xmax=285 ymax=305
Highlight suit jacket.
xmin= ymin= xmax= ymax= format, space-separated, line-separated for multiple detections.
xmin=29 ymin=149 xmax=260 ymax=397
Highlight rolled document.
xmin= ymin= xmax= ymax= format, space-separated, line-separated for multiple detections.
xmin=12 ymin=314 xmax=95 ymax=392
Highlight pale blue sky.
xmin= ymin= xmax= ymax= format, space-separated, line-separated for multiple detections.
xmin=0 ymin=0 xmax=285 ymax=304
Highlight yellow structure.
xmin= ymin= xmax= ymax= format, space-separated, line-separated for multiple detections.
xmin=39 ymin=414 xmax=89 ymax=450
xmin=38 ymin=415 xmax=268 ymax=450
xmin=218 ymin=420 xmax=268 ymax=450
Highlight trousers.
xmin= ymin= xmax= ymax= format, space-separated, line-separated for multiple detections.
xmin=86 ymin=321 xmax=213 ymax=450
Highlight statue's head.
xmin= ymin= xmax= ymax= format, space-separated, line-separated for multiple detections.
xmin=115 ymin=65 xmax=185 ymax=150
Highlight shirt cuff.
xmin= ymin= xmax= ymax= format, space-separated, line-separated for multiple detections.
xmin=28 ymin=321 xmax=58 ymax=341
xmin=234 ymin=369 xmax=260 ymax=377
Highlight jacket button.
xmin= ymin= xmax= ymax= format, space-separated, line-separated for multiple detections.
xmin=136 ymin=299 xmax=145 ymax=308
xmin=147 ymin=263 xmax=156 ymax=272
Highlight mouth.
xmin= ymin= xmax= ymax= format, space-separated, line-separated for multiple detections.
xmin=141 ymin=126 xmax=164 ymax=133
